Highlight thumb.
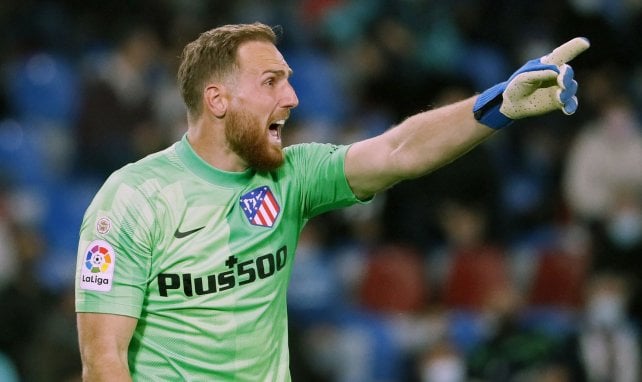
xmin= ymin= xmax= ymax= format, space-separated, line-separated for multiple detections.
xmin=510 ymin=69 xmax=559 ymax=89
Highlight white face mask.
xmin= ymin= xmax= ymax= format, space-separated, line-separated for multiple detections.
xmin=607 ymin=210 xmax=642 ymax=249
xmin=421 ymin=357 xmax=465 ymax=382
xmin=587 ymin=294 xmax=626 ymax=328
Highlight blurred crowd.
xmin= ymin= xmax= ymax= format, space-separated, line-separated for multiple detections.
xmin=0 ymin=0 xmax=641 ymax=381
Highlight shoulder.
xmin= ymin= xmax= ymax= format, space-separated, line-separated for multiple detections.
xmin=107 ymin=144 xmax=181 ymax=192
xmin=283 ymin=143 xmax=348 ymax=165
xmin=277 ymin=143 xmax=349 ymax=180
xmin=91 ymin=143 xmax=182 ymax=208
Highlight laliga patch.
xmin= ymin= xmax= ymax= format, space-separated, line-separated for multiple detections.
xmin=80 ymin=240 xmax=116 ymax=292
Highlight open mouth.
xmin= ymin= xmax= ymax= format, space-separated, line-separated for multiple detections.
xmin=268 ymin=119 xmax=285 ymax=141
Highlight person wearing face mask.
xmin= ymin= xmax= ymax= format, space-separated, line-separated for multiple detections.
xmin=561 ymin=272 xmax=641 ymax=382
xmin=466 ymin=284 xmax=565 ymax=382
xmin=419 ymin=339 xmax=466 ymax=382
xmin=563 ymin=95 xmax=642 ymax=225
xmin=601 ymin=189 xmax=641 ymax=257
xmin=590 ymin=188 xmax=642 ymax=326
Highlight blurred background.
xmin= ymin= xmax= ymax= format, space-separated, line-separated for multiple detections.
xmin=0 ymin=0 xmax=641 ymax=381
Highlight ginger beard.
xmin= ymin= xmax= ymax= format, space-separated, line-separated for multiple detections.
xmin=225 ymin=107 xmax=284 ymax=172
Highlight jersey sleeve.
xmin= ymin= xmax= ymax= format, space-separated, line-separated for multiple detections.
xmin=75 ymin=170 xmax=155 ymax=318
xmin=283 ymin=143 xmax=370 ymax=219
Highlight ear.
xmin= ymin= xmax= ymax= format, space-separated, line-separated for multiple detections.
xmin=204 ymin=84 xmax=227 ymax=118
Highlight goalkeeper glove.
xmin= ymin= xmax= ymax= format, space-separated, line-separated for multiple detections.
xmin=473 ymin=37 xmax=590 ymax=129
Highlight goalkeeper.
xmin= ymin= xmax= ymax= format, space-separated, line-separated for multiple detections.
xmin=75 ymin=22 xmax=589 ymax=381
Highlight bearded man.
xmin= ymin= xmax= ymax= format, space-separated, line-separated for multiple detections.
xmin=75 ymin=23 xmax=588 ymax=381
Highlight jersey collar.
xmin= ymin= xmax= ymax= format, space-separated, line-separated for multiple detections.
xmin=175 ymin=134 xmax=255 ymax=187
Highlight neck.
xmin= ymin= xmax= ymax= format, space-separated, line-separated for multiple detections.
xmin=186 ymin=118 xmax=248 ymax=172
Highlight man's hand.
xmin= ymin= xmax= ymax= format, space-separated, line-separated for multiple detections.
xmin=474 ymin=37 xmax=590 ymax=129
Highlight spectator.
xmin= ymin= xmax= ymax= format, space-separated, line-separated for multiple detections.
xmin=563 ymin=94 xmax=642 ymax=223
xmin=590 ymin=187 xmax=642 ymax=324
xmin=73 ymin=25 xmax=167 ymax=178
xmin=24 ymin=287 xmax=82 ymax=382
xmin=466 ymin=284 xmax=564 ymax=382
xmin=383 ymin=86 xmax=502 ymax=250
xmin=0 ymin=225 xmax=55 ymax=380
xmin=0 ymin=175 xmax=17 ymax=288
xmin=561 ymin=272 xmax=641 ymax=382
xmin=433 ymin=198 xmax=509 ymax=312
xmin=418 ymin=338 xmax=465 ymax=382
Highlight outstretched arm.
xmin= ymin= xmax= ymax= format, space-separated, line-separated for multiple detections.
xmin=345 ymin=97 xmax=492 ymax=200
xmin=345 ymin=37 xmax=590 ymax=200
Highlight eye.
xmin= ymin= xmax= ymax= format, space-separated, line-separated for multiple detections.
xmin=264 ymin=78 xmax=275 ymax=87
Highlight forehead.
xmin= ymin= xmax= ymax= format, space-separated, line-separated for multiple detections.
xmin=236 ymin=40 xmax=292 ymax=76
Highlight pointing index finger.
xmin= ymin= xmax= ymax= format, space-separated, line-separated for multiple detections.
xmin=541 ymin=37 xmax=590 ymax=66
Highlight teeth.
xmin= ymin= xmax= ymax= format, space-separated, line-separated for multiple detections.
xmin=269 ymin=120 xmax=285 ymax=140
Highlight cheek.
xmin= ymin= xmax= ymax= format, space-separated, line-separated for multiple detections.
xmin=234 ymin=87 xmax=274 ymax=110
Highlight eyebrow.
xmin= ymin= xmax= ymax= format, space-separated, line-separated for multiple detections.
xmin=263 ymin=68 xmax=294 ymax=78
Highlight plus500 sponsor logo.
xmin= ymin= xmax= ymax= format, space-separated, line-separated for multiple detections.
xmin=157 ymin=245 xmax=288 ymax=297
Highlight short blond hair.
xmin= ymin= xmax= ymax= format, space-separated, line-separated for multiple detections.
xmin=177 ymin=22 xmax=277 ymax=117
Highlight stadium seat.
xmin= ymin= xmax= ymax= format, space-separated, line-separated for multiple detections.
xmin=358 ymin=244 xmax=429 ymax=313
xmin=442 ymin=245 xmax=510 ymax=311
xmin=527 ymin=249 xmax=588 ymax=309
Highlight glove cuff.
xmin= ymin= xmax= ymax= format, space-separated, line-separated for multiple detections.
xmin=473 ymin=82 xmax=513 ymax=130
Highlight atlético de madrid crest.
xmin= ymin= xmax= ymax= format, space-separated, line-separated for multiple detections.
xmin=240 ymin=186 xmax=280 ymax=228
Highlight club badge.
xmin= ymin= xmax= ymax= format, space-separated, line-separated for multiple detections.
xmin=240 ymin=186 xmax=280 ymax=228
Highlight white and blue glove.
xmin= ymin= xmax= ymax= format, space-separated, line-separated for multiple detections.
xmin=473 ymin=37 xmax=590 ymax=129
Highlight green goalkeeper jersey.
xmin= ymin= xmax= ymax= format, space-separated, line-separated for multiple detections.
xmin=75 ymin=135 xmax=363 ymax=381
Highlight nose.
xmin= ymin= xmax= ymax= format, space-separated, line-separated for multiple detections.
xmin=281 ymin=81 xmax=299 ymax=109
